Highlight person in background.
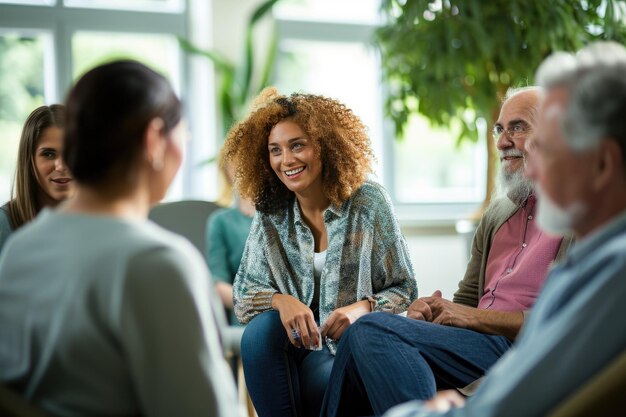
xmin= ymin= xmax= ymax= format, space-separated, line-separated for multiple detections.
xmin=206 ymin=149 xmax=255 ymax=325
xmin=0 ymin=60 xmax=241 ymax=417
xmin=222 ymin=87 xmax=417 ymax=417
xmin=0 ymin=104 xmax=73 ymax=252
xmin=320 ymin=86 xmax=573 ymax=417
xmin=382 ymin=40 xmax=626 ymax=417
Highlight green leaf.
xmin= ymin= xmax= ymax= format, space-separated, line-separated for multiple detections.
xmin=238 ymin=0 xmax=281 ymax=106
xmin=177 ymin=37 xmax=234 ymax=74
xmin=258 ymin=23 xmax=278 ymax=93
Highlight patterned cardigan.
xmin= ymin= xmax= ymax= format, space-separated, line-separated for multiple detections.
xmin=233 ymin=181 xmax=418 ymax=352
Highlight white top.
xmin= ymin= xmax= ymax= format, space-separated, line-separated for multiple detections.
xmin=0 ymin=209 xmax=241 ymax=417
xmin=313 ymin=250 xmax=327 ymax=280
xmin=311 ymin=250 xmax=327 ymax=320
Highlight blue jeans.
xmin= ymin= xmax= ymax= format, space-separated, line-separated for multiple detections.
xmin=241 ymin=311 xmax=334 ymax=417
xmin=320 ymin=312 xmax=513 ymax=417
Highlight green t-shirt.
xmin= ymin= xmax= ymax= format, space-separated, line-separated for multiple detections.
xmin=205 ymin=207 xmax=253 ymax=325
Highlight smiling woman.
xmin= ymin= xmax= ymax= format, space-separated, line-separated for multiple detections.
xmin=0 ymin=104 xmax=73 ymax=253
xmin=222 ymin=87 xmax=418 ymax=417
xmin=267 ymin=120 xmax=324 ymax=201
xmin=33 ymin=126 xmax=73 ymax=204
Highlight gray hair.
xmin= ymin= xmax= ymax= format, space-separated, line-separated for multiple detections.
xmin=564 ymin=64 xmax=626 ymax=162
xmin=503 ymin=86 xmax=543 ymax=102
xmin=535 ymin=41 xmax=626 ymax=152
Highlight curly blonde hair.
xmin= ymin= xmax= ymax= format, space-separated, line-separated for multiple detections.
xmin=222 ymin=88 xmax=374 ymax=214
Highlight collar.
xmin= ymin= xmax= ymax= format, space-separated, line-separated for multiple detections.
xmin=566 ymin=209 xmax=626 ymax=265
xmin=293 ymin=198 xmax=346 ymax=226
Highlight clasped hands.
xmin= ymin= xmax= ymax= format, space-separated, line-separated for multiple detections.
xmin=272 ymin=294 xmax=371 ymax=349
xmin=407 ymin=290 xmax=475 ymax=329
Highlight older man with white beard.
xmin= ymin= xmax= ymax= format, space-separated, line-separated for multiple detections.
xmin=380 ymin=40 xmax=626 ymax=417
xmin=319 ymin=87 xmax=573 ymax=417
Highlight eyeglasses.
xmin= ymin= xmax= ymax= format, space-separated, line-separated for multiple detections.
xmin=492 ymin=124 xmax=530 ymax=140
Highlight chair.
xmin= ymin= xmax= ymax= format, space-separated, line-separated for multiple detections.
xmin=148 ymin=200 xmax=220 ymax=256
xmin=0 ymin=384 xmax=49 ymax=417
xmin=149 ymin=200 xmax=238 ymax=349
xmin=547 ymin=349 xmax=626 ymax=417
xmin=149 ymin=200 xmax=255 ymax=417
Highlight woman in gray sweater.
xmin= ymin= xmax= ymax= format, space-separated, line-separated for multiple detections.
xmin=0 ymin=60 xmax=240 ymax=417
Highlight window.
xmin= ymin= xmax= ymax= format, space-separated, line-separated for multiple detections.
xmin=0 ymin=30 xmax=52 ymax=200
xmin=72 ymin=31 xmax=180 ymax=85
xmin=274 ymin=0 xmax=380 ymax=23
xmin=0 ymin=0 xmax=215 ymax=204
xmin=64 ymin=0 xmax=183 ymax=13
xmin=393 ymin=116 xmax=487 ymax=204
xmin=0 ymin=1 xmax=53 ymax=5
xmin=274 ymin=38 xmax=384 ymax=179
xmin=273 ymin=0 xmax=486 ymax=223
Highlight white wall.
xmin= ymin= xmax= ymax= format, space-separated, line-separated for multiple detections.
xmin=403 ymin=230 xmax=469 ymax=300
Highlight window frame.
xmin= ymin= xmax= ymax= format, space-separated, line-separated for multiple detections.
xmin=0 ymin=0 xmax=216 ymax=201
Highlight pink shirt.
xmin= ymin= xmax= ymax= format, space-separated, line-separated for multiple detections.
xmin=478 ymin=195 xmax=563 ymax=311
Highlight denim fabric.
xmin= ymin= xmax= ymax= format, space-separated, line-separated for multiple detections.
xmin=320 ymin=312 xmax=512 ymax=417
xmin=241 ymin=311 xmax=334 ymax=417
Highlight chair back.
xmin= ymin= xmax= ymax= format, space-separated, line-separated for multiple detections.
xmin=547 ymin=349 xmax=626 ymax=417
xmin=149 ymin=199 xmax=232 ymax=332
xmin=148 ymin=200 xmax=220 ymax=256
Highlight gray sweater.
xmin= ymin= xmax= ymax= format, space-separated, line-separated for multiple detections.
xmin=0 ymin=209 xmax=241 ymax=417
xmin=0 ymin=202 xmax=13 ymax=254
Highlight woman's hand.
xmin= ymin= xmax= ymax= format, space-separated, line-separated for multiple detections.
xmin=272 ymin=293 xmax=319 ymax=349
xmin=321 ymin=300 xmax=371 ymax=340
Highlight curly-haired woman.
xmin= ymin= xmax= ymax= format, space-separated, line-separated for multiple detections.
xmin=223 ymin=87 xmax=418 ymax=417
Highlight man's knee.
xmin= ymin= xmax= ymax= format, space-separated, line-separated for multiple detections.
xmin=341 ymin=312 xmax=399 ymax=357
xmin=352 ymin=311 xmax=405 ymax=335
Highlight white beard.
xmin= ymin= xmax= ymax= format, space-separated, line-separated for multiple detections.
xmin=499 ymin=165 xmax=534 ymax=207
xmin=535 ymin=186 xmax=587 ymax=236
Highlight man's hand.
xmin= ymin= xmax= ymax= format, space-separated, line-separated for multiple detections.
xmin=407 ymin=290 xmax=477 ymax=329
xmin=407 ymin=290 xmax=442 ymax=321
xmin=321 ymin=300 xmax=371 ymax=340
xmin=408 ymin=290 xmax=525 ymax=339
xmin=427 ymin=294 xmax=478 ymax=329
xmin=272 ymin=293 xmax=319 ymax=349
xmin=424 ymin=390 xmax=466 ymax=412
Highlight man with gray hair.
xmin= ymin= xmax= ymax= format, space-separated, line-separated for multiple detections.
xmin=320 ymin=87 xmax=573 ymax=417
xmin=380 ymin=40 xmax=626 ymax=417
